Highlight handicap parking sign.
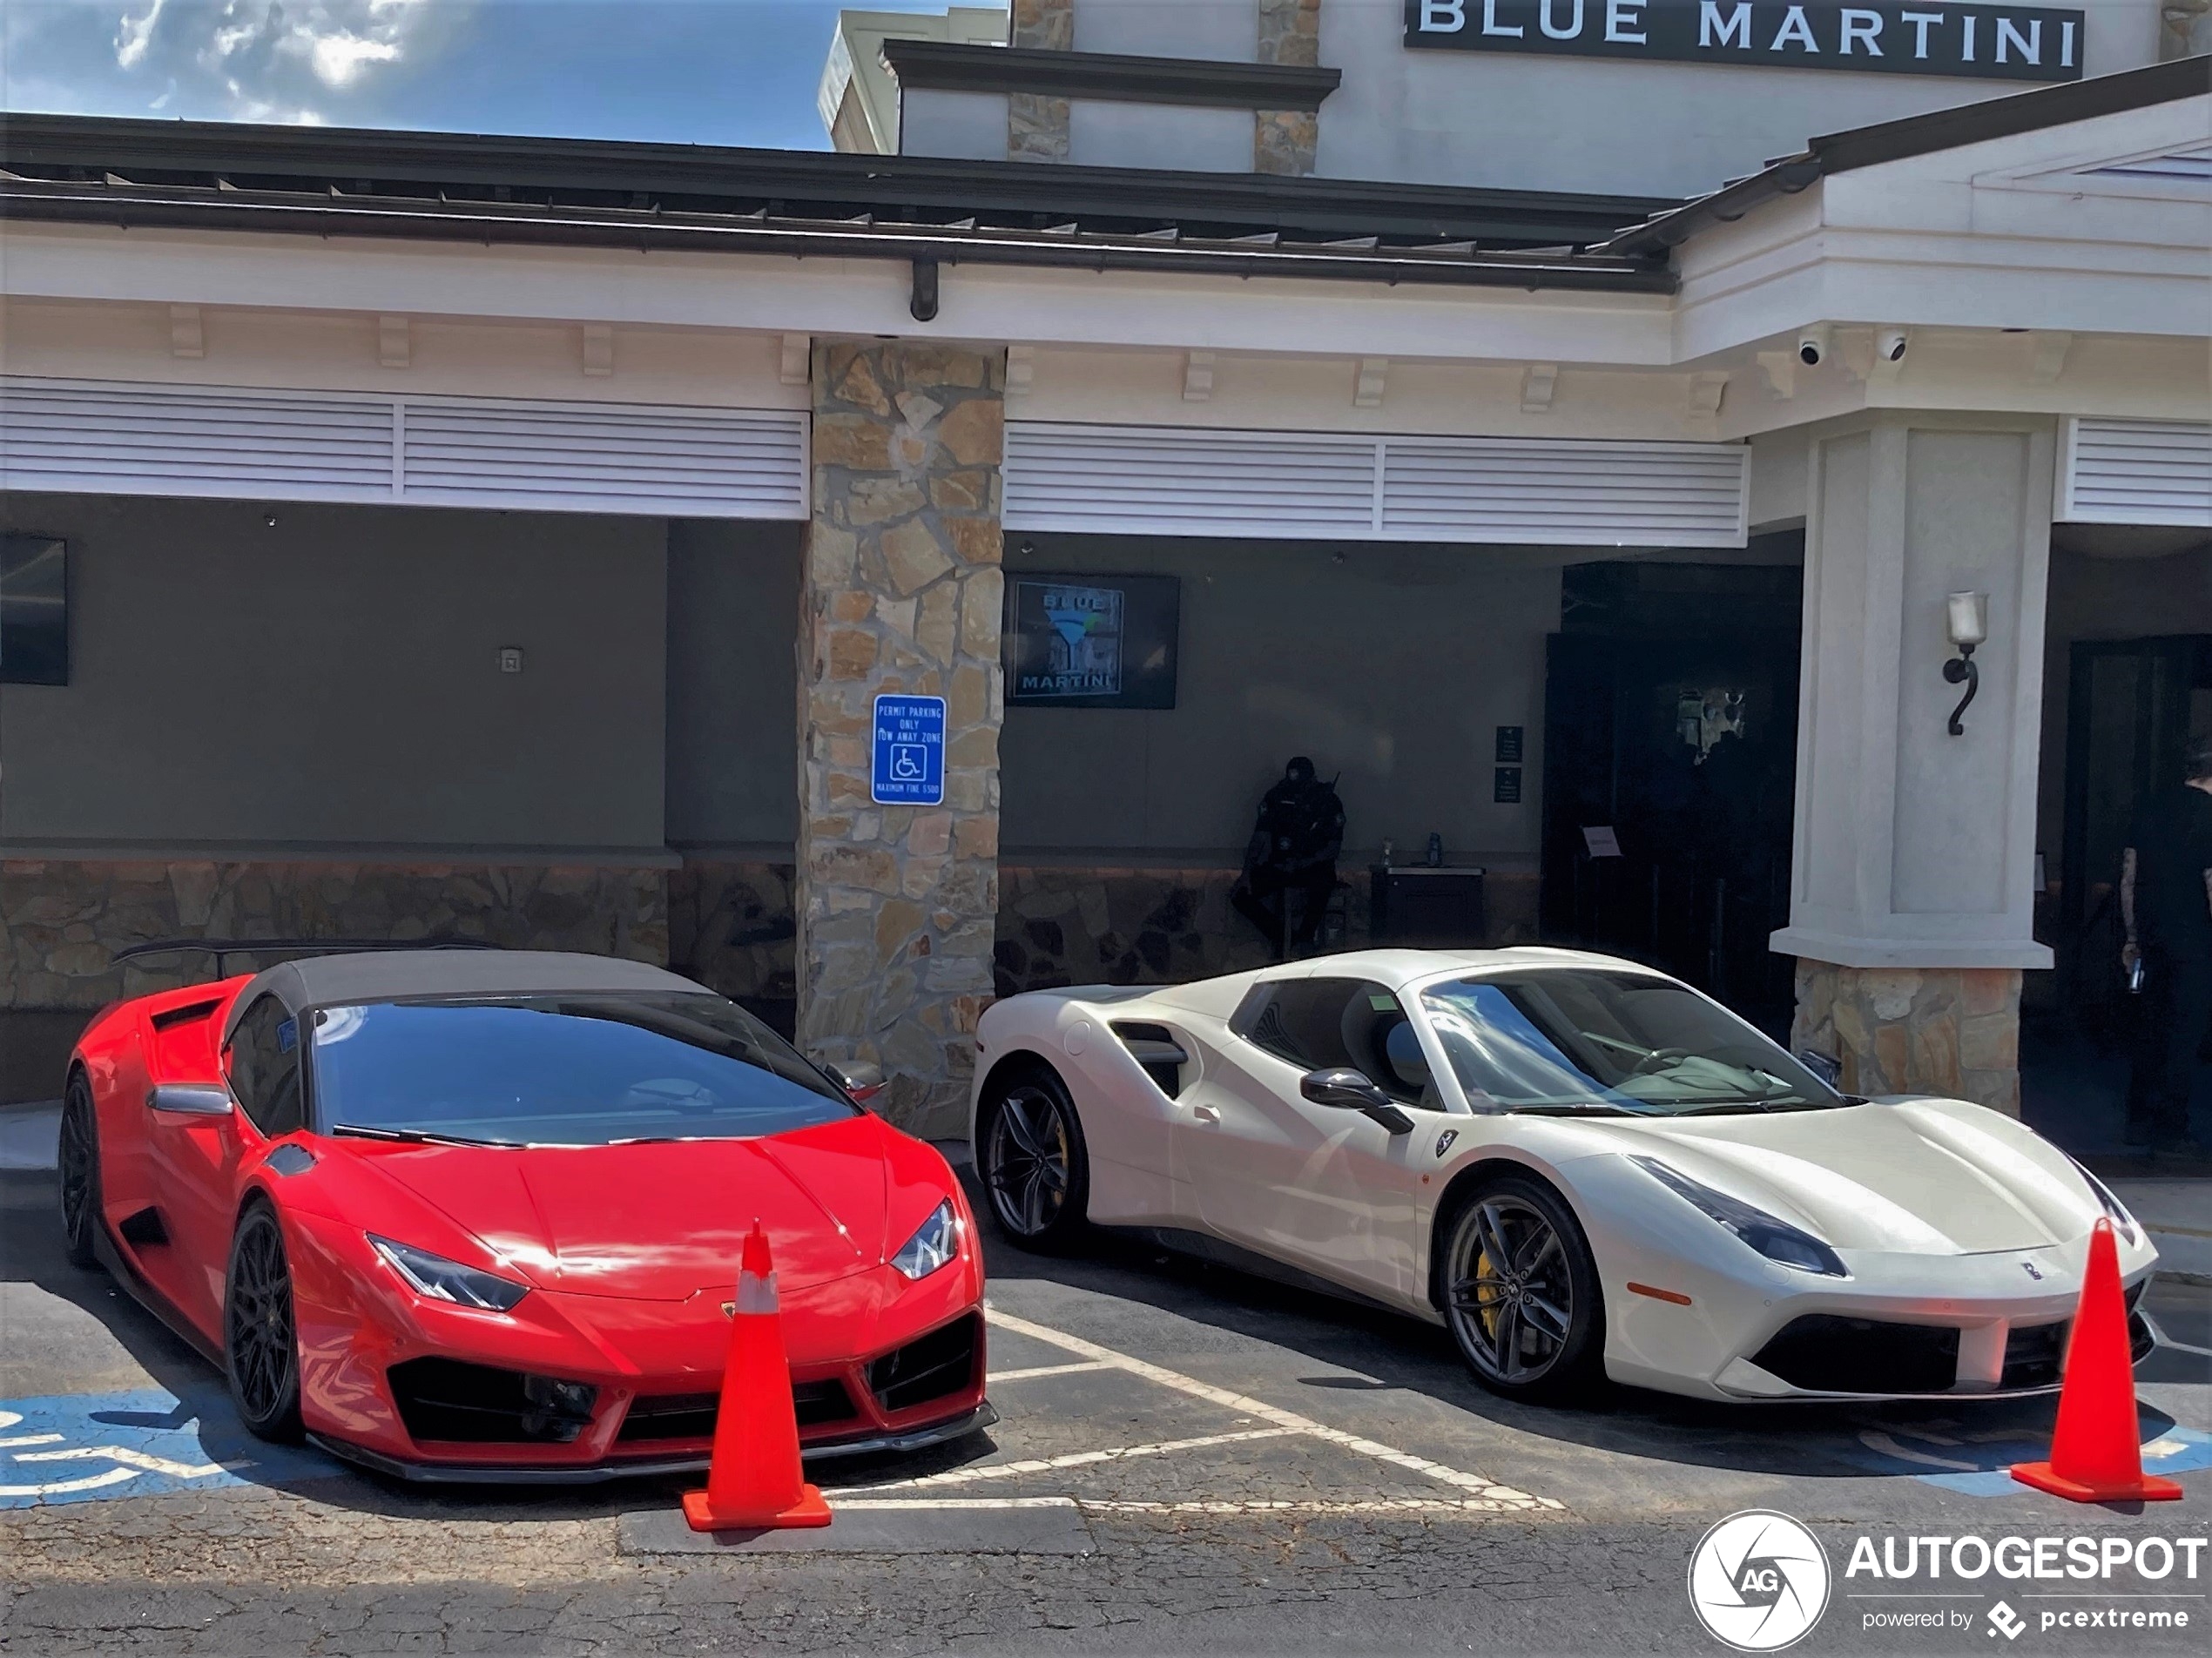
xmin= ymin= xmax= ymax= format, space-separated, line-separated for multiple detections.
xmin=872 ymin=694 xmax=946 ymax=805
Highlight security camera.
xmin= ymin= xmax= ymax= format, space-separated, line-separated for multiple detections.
xmin=1877 ymin=327 xmax=1910 ymax=363
xmin=1796 ymin=325 xmax=1831 ymax=368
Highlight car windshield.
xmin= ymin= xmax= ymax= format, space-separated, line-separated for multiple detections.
xmin=307 ymin=993 xmax=858 ymax=1146
xmin=1419 ymin=972 xmax=1844 ymax=1115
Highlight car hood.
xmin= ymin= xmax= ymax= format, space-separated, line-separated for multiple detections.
xmin=1589 ymin=1099 xmax=2103 ymax=1255
xmin=349 ymin=1115 xmax=909 ymax=1299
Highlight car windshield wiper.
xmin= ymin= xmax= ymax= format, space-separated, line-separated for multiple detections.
xmin=330 ymin=1123 xmax=521 ymax=1149
xmin=1506 ymin=1102 xmax=1652 ymax=1117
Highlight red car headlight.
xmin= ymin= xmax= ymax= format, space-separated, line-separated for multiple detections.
xmin=368 ymin=1235 xmax=531 ymax=1311
xmin=890 ymin=1199 xmax=961 ymax=1281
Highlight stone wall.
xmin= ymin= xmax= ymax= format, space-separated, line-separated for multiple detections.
xmin=1790 ymin=960 xmax=2023 ymax=1115
xmin=1254 ymin=0 xmax=1321 ymax=175
xmin=0 ymin=859 xmax=667 ymax=1011
xmin=666 ymin=859 xmax=796 ymax=1030
xmin=1009 ymin=0 xmax=1073 ymax=162
xmin=796 ymin=342 xmax=1007 ymax=1136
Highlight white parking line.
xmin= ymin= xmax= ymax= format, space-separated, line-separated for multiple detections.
xmin=862 ymin=1428 xmax=1300 ymax=1489
xmin=988 ymin=1362 xmax=1112 ymax=1383
xmin=832 ymin=1496 xmax=1534 ymax=1516
xmin=11 ymin=1446 xmax=227 ymax=1479
xmin=983 ymin=1307 xmax=1560 ymax=1511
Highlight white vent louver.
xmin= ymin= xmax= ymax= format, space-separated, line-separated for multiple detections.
xmin=2060 ymin=418 xmax=2212 ymax=528
xmin=1005 ymin=421 xmax=1748 ymax=547
xmin=0 ymin=381 xmax=395 ymax=501
xmin=0 ymin=379 xmax=808 ymax=520
xmin=401 ymin=401 xmax=807 ymax=516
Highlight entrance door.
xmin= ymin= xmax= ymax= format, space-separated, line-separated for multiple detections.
xmin=2057 ymin=636 xmax=2212 ymax=1026
xmin=1539 ymin=562 xmax=1802 ymax=1034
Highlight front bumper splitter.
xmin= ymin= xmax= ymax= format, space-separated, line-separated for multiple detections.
xmin=307 ymin=1401 xmax=998 ymax=1486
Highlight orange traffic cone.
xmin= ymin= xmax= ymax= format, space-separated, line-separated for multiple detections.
xmin=2011 ymin=1217 xmax=2181 ymax=1504
xmin=681 ymin=1222 xmax=833 ymax=1532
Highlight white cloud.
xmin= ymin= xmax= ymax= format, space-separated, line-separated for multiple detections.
xmin=112 ymin=0 xmax=167 ymax=69
xmin=87 ymin=0 xmax=459 ymax=123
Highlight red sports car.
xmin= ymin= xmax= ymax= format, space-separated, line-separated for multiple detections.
xmin=59 ymin=947 xmax=991 ymax=1482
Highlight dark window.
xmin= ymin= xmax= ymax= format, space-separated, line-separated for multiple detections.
xmin=0 ymin=535 xmax=67 ymax=686
xmin=1239 ymin=978 xmax=1431 ymax=1104
xmin=225 ymin=994 xmax=304 ymax=1138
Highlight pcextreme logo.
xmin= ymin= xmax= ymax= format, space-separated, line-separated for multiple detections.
xmin=1688 ymin=1510 xmax=1833 ymax=1651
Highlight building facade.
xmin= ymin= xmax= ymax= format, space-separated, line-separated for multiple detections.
xmin=3 ymin=2 xmax=2208 ymax=1138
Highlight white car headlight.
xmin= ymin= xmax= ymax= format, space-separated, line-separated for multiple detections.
xmin=369 ymin=1235 xmax=530 ymax=1311
xmin=1631 ymin=1157 xmax=1849 ymax=1278
xmin=890 ymin=1199 xmax=961 ymax=1281
xmin=2070 ymin=1159 xmax=2141 ymax=1246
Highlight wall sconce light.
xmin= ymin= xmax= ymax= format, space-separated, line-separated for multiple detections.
xmin=1943 ymin=590 xmax=1987 ymax=736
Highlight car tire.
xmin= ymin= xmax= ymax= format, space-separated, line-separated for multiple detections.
xmin=977 ymin=1064 xmax=1091 ymax=1252
xmin=1440 ymin=1169 xmax=1605 ymax=1404
xmin=225 ymin=1202 xmax=305 ymax=1442
xmin=58 ymin=1073 xmax=102 ymax=1270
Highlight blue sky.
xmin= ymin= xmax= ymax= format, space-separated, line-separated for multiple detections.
xmin=1 ymin=1 xmax=973 ymax=148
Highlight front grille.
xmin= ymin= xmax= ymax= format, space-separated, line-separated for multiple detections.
xmin=2001 ymin=1320 xmax=2067 ymax=1391
xmin=869 ymin=1314 xmax=981 ymax=1415
xmin=616 ymin=1378 xmax=858 ymax=1443
xmin=388 ymin=1358 xmax=598 ymax=1445
xmin=1751 ymin=1316 xmax=1959 ymax=1394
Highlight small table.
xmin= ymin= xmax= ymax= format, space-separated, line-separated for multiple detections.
xmin=1369 ymin=866 xmax=1487 ymax=947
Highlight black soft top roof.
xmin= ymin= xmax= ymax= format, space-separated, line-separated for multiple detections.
xmin=222 ymin=950 xmax=701 ymax=1047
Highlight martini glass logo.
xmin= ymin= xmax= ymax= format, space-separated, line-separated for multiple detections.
xmin=1687 ymin=1510 xmax=1831 ymax=1652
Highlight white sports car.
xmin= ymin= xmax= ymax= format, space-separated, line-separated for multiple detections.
xmin=968 ymin=948 xmax=2159 ymax=1404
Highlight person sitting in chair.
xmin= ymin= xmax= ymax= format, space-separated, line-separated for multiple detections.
xmin=1231 ymin=756 xmax=1345 ymax=960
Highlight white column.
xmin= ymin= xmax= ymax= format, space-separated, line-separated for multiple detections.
xmin=1773 ymin=414 xmax=2055 ymax=1112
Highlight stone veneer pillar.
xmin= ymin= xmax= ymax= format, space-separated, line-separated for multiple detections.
xmin=1772 ymin=414 xmax=2056 ymax=1115
xmin=1009 ymin=0 xmax=1073 ymax=162
xmin=1255 ymin=0 xmax=1322 ymax=175
xmin=796 ymin=343 xmax=1006 ymax=1136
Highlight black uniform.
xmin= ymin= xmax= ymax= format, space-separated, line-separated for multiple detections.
xmin=1231 ymin=758 xmax=1345 ymax=958
xmin=2125 ymin=785 xmax=2212 ymax=1149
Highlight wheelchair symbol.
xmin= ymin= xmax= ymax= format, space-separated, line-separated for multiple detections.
xmin=888 ymin=745 xmax=927 ymax=781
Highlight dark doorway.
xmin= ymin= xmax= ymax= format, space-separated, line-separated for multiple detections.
xmin=2056 ymin=635 xmax=2212 ymax=1026
xmin=1540 ymin=556 xmax=1803 ymax=1035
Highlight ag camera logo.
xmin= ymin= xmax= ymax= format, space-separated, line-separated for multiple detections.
xmin=1689 ymin=1510 xmax=1831 ymax=1651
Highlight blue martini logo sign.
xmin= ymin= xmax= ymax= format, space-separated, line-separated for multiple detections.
xmin=871 ymin=694 xmax=946 ymax=806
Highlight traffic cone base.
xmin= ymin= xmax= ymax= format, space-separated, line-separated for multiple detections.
xmin=2009 ymin=1461 xmax=2182 ymax=1505
xmin=682 ymin=1482 xmax=833 ymax=1533
xmin=2009 ymin=1217 xmax=2180 ymax=1506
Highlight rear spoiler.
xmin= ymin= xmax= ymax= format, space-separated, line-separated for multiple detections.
xmin=115 ymin=937 xmax=498 ymax=978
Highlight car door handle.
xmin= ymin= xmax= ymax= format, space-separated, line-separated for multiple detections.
xmin=1190 ymin=1103 xmax=1221 ymax=1124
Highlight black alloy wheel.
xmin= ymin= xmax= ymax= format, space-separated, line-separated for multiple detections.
xmin=58 ymin=1075 xmax=101 ymax=1269
xmin=225 ymin=1203 xmax=304 ymax=1441
xmin=980 ymin=1069 xmax=1089 ymax=1250
xmin=1441 ymin=1172 xmax=1604 ymax=1402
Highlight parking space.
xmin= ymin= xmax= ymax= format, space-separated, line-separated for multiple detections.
xmin=3 ymin=1154 xmax=2207 ymax=1654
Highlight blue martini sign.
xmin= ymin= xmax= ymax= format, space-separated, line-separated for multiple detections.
xmin=871 ymin=694 xmax=946 ymax=806
xmin=1405 ymin=1 xmax=2084 ymax=82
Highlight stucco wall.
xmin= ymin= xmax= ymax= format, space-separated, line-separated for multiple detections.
xmin=664 ymin=518 xmax=802 ymax=853
xmin=997 ymin=534 xmax=1561 ymax=866
xmin=1316 ymin=0 xmax=2165 ymax=198
xmin=0 ymin=493 xmax=669 ymax=855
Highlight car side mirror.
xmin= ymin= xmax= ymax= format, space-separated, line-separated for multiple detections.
xmin=147 ymin=1084 xmax=233 ymax=1117
xmin=1299 ymin=1068 xmax=1414 ymax=1136
xmin=823 ymin=1061 xmax=886 ymax=1109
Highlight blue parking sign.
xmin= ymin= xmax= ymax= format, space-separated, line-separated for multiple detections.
xmin=872 ymin=694 xmax=946 ymax=805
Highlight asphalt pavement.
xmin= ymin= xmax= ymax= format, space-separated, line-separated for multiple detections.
xmin=1 ymin=1145 xmax=2206 ymax=1657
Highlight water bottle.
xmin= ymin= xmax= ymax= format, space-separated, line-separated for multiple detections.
xmin=1426 ymin=832 xmax=1443 ymax=868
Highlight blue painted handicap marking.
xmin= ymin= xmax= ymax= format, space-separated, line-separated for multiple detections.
xmin=0 ymin=1388 xmax=337 ymax=1506
xmin=1849 ymin=1421 xmax=2210 ymax=1497
xmin=872 ymin=693 xmax=946 ymax=806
